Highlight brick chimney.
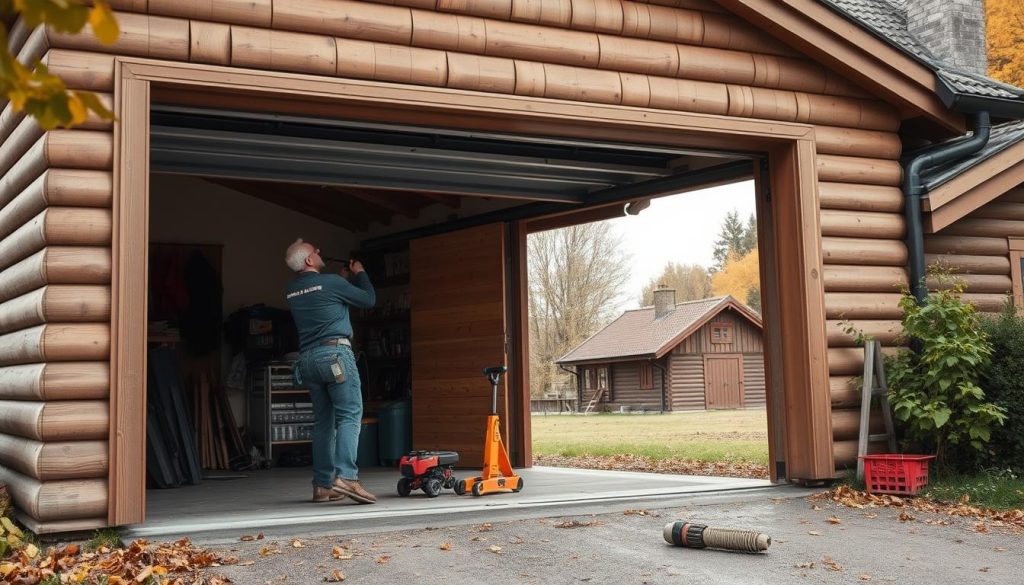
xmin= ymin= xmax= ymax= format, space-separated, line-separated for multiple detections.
xmin=906 ymin=0 xmax=987 ymax=76
xmin=653 ymin=284 xmax=676 ymax=319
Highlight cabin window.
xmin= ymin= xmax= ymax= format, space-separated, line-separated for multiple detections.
xmin=583 ymin=367 xmax=594 ymax=390
xmin=1011 ymin=238 xmax=1024 ymax=307
xmin=710 ymin=322 xmax=734 ymax=344
xmin=640 ymin=363 xmax=654 ymax=389
xmin=597 ymin=367 xmax=609 ymax=390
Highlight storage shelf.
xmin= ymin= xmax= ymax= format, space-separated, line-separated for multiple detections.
xmin=272 ymin=440 xmax=312 ymax=445
xmin=272 ymin=389 xmax=310 ymax=395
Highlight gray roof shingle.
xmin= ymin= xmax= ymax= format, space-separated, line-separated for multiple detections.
xmin=822 ymin=0 xmax=1024 ymax=103
xmin=922 ymin=119 xmax=1024 ymax=189
xmin=556 ymin=296 xmax=761 ymax=364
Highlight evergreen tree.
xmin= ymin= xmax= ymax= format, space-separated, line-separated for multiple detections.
xmin=711 ymin=210 xmax=757 ymax=272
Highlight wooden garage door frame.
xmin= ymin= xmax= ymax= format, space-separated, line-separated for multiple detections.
xmin=109 ymin=57 xmax=831 ymax=525
xmin=703 ymin=354 xmax=745 ymax=410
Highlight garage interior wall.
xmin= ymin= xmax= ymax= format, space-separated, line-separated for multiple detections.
xmin=149 ymin=174 xmax=357 ymax=420
xmin=0 ymin=0 xmax=954 ymax=530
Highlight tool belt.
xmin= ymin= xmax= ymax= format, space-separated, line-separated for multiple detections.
xmin=319 ymin=338 xmax=352 ymax=347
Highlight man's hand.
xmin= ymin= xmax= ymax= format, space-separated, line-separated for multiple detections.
xmin=349 ymin=259 xmax=366 ymax=275
xmin=338 ymin=263 xmax=352 ymax=278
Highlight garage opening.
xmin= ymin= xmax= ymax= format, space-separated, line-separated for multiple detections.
xmin=134 ymin=104 xmax=776 ymax=535
xmin=527 ymin=182 xmax=772 ymax=480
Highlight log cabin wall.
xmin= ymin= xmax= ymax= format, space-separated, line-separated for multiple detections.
xmin=0 ymin=0 xmax=925 ymax=527
xmin=923 ymin=188 xmax=1019 ymax=311
xmin=608 ymin=360 xmax=665 ymax=411
xmin=669 ymin=310 xmax=765 ymax=409
xmin=0 ymin=24 xmax=114 ymax=531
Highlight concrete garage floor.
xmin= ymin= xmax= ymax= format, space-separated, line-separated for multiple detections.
xmin=127 ymin=466 xmax=771 ymax=541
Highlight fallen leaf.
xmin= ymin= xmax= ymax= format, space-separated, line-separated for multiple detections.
xmin=827 ymin=516 xmax=842 ymax=525
xmin=327 ymin=569 xmax=346 ymax=582
xmin=241 ymin=535 xmax=257 ymax=542
xmin=291 ymin=540 xmax=305 ymax=548
xmin=439 ymin=543 xmax=452 ymax=551
xmin=477 ymin=523 xmax=494 ymax=532
xmin=812 ymin=505 xmax=823 ymax=511
xmin=974 ymin=522 xmax=989 ymax=534
xmin=822 ymin=556 xmax=843 ymax=572
xmin=807 ymin=531 xmax=822 ymax=536
xmin=376 ymin=555 xmax=391 ymax=565
xmin=623 ymin=509 xmax=658 ymax=517
xmin=237 ymin=560 xmax=255 ymax=566
xmin=979 ymin=567 xmax=990 ymax=573
xmin=864 ymin=512 xmax=878 ymax=519
xmin=994 ymin=547 xmax=1007 ymax=552
xmin=859 ymin=575 xmax=872 ymax=581
xmin=898 ymin=511 xmax=915 ymax=522
xmin=488 ymin=545 xmax=503 ymax=554
xmin=794 ymin=562 xmax=815 ymax=569
xmin=555 ymin=520 xmax=604 ymax=529
xmin=332 ymin=547 xmax=352 ymax=560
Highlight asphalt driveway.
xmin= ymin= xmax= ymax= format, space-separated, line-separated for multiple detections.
xmin=197 ymin=486 xmax=1023 ymax=584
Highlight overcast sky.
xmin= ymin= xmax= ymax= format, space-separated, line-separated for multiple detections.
xmin=606 ymin=180 xmax=757 ymax=309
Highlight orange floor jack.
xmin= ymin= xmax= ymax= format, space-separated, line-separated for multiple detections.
xmin=458 ymin=366 xmax=524 ymax=497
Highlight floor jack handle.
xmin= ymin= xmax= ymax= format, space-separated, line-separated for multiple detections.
xmin=483 ymin=366 xmax=507 ymax=415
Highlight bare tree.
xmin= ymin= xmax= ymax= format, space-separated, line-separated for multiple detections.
xmin=638 ymin=262 xmax=713 ymax=306
xmin=528 ymin=223 xmax=631 ymax=398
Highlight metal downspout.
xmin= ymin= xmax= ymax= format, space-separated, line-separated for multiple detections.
xmin=904 ymin=112 xmax=992 ymax=303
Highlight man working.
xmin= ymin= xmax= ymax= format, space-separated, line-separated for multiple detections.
xmin=284 ymin=238 xmax=377 ymax=504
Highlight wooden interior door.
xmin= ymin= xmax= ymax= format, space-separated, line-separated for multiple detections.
xmin=410 ymin=223 xmax=508 ymax=467
xmin=704 ymin=354 xmax=744 ymax=409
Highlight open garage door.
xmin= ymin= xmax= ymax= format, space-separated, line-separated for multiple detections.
xmin=410 ymin=223 xmax=509 ymax=467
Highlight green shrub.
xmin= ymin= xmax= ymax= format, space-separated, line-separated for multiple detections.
xmin=885 ymin=277 xmax=1006 ymax=470
xmin=979 ymin=303 xmax=1024 ymax=472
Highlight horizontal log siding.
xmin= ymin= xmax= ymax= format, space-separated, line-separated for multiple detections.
xmin=608 ymin=360 xmax=664 ymax=411
xmin=5 ymin=0 xmax=909 ymax=520
xmin=668 ymin=353 xmax=704 ymax=410
xmin=0 ymin=22 xmax=113 ymax=531
xmin=742 ymin=353 xmax=765 ymax=407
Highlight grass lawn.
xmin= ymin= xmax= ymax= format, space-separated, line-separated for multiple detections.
xmin=922 ymin=472 xmax=1024 ymax=511
xmin=531 ymin=409 xmax=769 ymax=465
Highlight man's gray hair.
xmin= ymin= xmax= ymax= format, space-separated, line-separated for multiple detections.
xmin=285 ymin=238 xmax=312 ymax=272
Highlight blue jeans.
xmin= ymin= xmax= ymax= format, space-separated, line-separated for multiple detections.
xmin=297 ymin=345 xmax=362 ymax=488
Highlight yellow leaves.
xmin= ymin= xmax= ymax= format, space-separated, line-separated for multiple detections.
xmin=987 ymin=0 xmax=1024 ymax=87
xmin=487 ymin=545 xmax=503 ymax=554
xmin=24 ymin=543 xmax=38 ymax=559
xmin=375 ymin=555 xmax=391 ymax=565
xmin=826 ymin=516 xmax=842 ymax=525
xmin=327 ymin=568 xmax=346 ymax=582
xmin=290 ymin=540 xmax=305 ymax=548
xmin=439 ymin=542 xmax=452 ymax=551
xmin=1 ymin=1 xmax=119 ymax=129
xmin=331 ymin=546 xmax=353 ymax=560
xmin=1 ymin=517 xmax=23 ymax=538
xmin=711 ymin=249 xmax=760 ymax=304
xmin=89 ymin=1 xmax=121 ymax=44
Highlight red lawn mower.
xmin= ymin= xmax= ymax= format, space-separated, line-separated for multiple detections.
xmin=396 ymin=450 xmax=463 ymax=497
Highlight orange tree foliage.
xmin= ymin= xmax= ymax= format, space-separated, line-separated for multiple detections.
xmin=0 ymin=0 xmax=118 ymax=129
xmin=987 ymin=0 xmax=1024 ymax=88
xmin=711 ymin=249 xmax=760 ymax=308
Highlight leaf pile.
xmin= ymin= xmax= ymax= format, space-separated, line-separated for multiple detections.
xmin=534 ymin=454 xmax=769 ymax=479
xmin=0 ymin=538 xmax=234 ymax=584
xmin=817 ymin=486 xmax=1024 ymax=532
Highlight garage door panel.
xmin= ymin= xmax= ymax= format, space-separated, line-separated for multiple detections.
xmin=411 ymin=223 xmax=507 ymax=468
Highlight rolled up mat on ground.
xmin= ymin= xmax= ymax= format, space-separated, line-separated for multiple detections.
xmin=663 ymin=521 xmax=771 ymax=552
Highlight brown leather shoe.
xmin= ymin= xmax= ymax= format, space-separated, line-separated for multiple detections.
xmin=331 ymin=478 xmax=377 ymax=504
xmin=313 ymin=486 xmax=347 ymax=503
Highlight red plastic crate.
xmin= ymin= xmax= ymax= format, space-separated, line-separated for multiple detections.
xmin=859 ymin=454 xmax=935 ymax=495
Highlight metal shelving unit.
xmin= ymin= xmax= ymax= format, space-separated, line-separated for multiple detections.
xmin=247 ymin=362 xmax=314 ymax=466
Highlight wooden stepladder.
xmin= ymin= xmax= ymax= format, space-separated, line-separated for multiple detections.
xmin=582 ymin=387 xmax=606 ymax=414
xmin=857 ymin=340 xmax=898 ymax=480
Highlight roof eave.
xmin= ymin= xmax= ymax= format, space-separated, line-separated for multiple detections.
xmin=715 ymin=0 xmax=964 ymax=133
xmin=935 ymin=81 xmax=1024 ymax=120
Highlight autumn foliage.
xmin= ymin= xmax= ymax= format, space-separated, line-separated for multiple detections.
xmin=987 ymin=0 xmax=1024 ymax=88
